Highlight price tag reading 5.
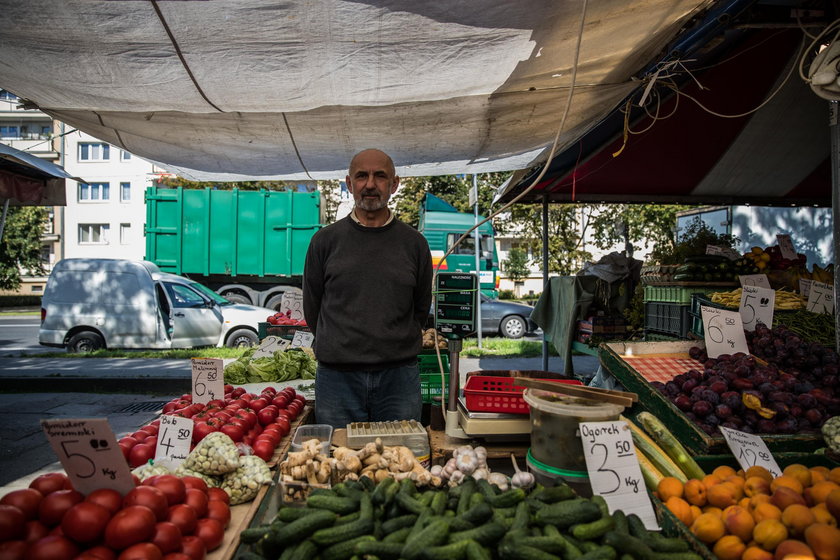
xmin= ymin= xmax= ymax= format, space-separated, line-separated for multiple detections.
xmin=155 ymin=415 xmax=193 ymax=466
xmin=191 ymin=358 xmax=225 ymax=404
xmin=580 ymin=421 xmax=659 ymax=530
xmin=719 ymin=426 xmax=782 ymax=478
xmin=739 ymin=285 xmax=775 ymax=331
xmin=41 ymin=418 xmax=135 ymax=495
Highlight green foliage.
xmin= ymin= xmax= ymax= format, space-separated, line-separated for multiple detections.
xmin=498 ymin=289 xmax=516 ymax=300
xmin=502 ymin=247 xmax=530 ymax=283
xmin=0 ymin=207 xmax=48 ymax=290
xmin=589 ymin=204 xmax=690 ymax=259
xmin=648 ymin=216 xmax=739 ymax=265
xmin=505 ymin=203 xmax=593 ymax=276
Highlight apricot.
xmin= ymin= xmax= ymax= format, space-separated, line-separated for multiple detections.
xmin=811 ymin=466 xmax=831 ymax=484
xmin=690 ymin=504 xmax=703 ymax=523
xmin=806 ymin=481 xmax=840 ymax=506
xmin=781 ymin=503 xmax=817 ymax=538
xmin=746 ymin=476 xmax=773 ymax=497
xmin=811 ymin=503 xmax=837 ymax=527
xmin=726 ymin=475 xmax=747 ymax=499
xmin=753 ymin=502 xmax=784 ymax=523
xmin=753 ymin=518 xmax=789 ymax=552
xmin=746 ymin=466 xmax=775 ymax=483
xmin=703 ymin=473 xmax=724 ymax=488
xmin=772 ymin=486 xmax=808 ymax=511
xmin=657 ymin=476 xmax=684 ymax=502
xmin=825 ymin=489 xmax=840 ymax=520
xmin=712 ymin=534 xmax=746 ymax=560
xmin=684 ymin=478 xmax=708 ymax=506
xmin=723 ymin=504 xmax=755 ymax=542
xmin=714 ymin=464 xmax=739 ymax=480
xmin=690 ymin=511 xmax=726 ymax=544
xmin=803 ymin=522 xmax=840 ymax=560
xmin=828 ymin=467 xmax=840 ymax=485
xmin=773 ymin=539 xmax=816 ymax=560
xmin=743 ymin=545 xmax=775 ymax=560
xmin=783 ymin=464 xmax=813 ymax=489
xmin=665 ymin=496 xmax=693 ymax=526
xmin=751 ymin=493 xmax=774 ymax=510
xmin=703 ymin=505 xmax=724 ymax=519
xmin=708 ymin=481 xmax=740 ymax=509
xmin=772 ymin=475 xmax=805 ymax=496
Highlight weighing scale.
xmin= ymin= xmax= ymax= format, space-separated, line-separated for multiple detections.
xmin=435 ymin=272 xmax=532 ymax=440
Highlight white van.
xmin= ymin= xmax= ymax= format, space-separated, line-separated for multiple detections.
xmin=39 ymin=258 xmax=274 ymax=352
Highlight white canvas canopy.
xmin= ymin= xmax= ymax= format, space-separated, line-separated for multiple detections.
xmin=0 ymin=0 xmax=714 ymax=180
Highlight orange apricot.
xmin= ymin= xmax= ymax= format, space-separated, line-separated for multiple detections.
xmin=803 ymin=522 xmax=840 ymax=560
xmin=746 ymin=476 xmax=773 ymax=497
xmin=723 ymin=505 xmax=756 ymax=542
xmin=712 ymin=534 xmax=746 ymax=560
xmin=708 ymin=481 xmax=740 ymax=509
xmin=772 ymin=486 xmax=808 ymax=511
xmin=806 ymin=481 xmax=840 ymax=506
xmin=771 ymin=475 xmax=805 ymax=496
xmin=828 ymin=467 xmax=840 ymax=485
xmin=753 ymin=502 xmax=783 ymax=523
xmin=781 ymin=503 xmax=817 ymax=538
xmin=657 ymin=476 xmax=685 ymax=502
xmin=825 ymin=489 xmax=840 ymax=520
xmin=714 ymin=465 xmax=739 ymax=480
xmin=665 ymin=496 xmax=693 ymax=527
xmin=746 ymin=466 xmax=775 ymax=483
xmin=690 ymin=511 xmax=726 ymax=544
xmin=685 ymin=478 xmax=708 ymax=507
xmin=753 ymin=518 xmax=789 ymax=552
xmin=783 ymin=464 xmax=813 ymax=489
xmin=743 ymin=545 xmax=775 ymax=560
xmin=773 ymin=539 xmax=816 ymax=560
xmin=703 ymin=473 xmax=724 ymax=488
xmin=689 ymin=504 xmax=703 ymax=523
xmin=811 ymin=466 xmax=830 ymax=485
xmin=811 ymin=503 xmax=837 ymax=527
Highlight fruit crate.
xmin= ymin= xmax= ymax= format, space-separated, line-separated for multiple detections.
xmin=463 ymin=375 xmax=583 ymax=414
xmin=644 ymin=302 xmax=691 ymax=338
xmin=643 ymin=284 xmax=733 ymax=305
xmin=419 ymin=352 xmax=450 ymax=404
xmin=257 ymin=322 xmax=311 ymax=341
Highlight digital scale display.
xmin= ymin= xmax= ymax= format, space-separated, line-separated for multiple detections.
xmin=435 ymin=273 xmax=476 ymax=338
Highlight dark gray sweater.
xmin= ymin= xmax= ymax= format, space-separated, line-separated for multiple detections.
xmin=302 ymin=215 xmax=432 ymax=369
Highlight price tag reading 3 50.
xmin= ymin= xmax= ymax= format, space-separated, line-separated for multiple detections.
xmin=290 ymin=330 xmax=314 ymax=349
xmin=700 ymin=306 xmax=749 ymax=358
xmin=719 ymin=426 xmax=782 ymax=478
xmin=155 ymin=415 xmax=193 ymax=466
xmin=580 ymin=421 xmax=659 ymax=530
xmin=41 ymin=418 xmax=135 ymax=495
xmin=191 ymin=358 xmax=224 ymax=404
xmin=739 ymin=285 xmax=775 ymax=331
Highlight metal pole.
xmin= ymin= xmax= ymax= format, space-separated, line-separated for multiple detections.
xmin=542 ymin=194 xmax=549 ymax=370
xmin=830 ymin=101 xmax=840 ymax=353
xmin=473 ymin=174 xmax=482 ymax=348
xmin=0 ymin=198 xmax=9 ymax=241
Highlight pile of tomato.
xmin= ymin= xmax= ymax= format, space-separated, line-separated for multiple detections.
xmin=265 ymin=312 xmax=307 ymax=327
xmin=119 ymin=385 xmax=306 ymax=467
xmin=0 ymin=470 xmax=231 ymax=560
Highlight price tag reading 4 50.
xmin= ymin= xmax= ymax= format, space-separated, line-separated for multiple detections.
xmin=191 ymin=358 xmax=224 ymax=404
xmin=155 ymin=415 xmax=193 ymax=466
xmin=41 ymin=418 xmax=135 ymax=495
xmin=580 ymin=421 xmax=659 ymax=530
xmin=719 ymin=426 xmax=781 ymax=478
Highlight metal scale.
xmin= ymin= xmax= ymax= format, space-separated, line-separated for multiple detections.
xmin=435 ymin=272 xmax=531 ymax=440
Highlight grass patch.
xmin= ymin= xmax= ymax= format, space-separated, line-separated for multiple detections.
xmin=31 ymin=347 xmax=249 ymax=359
xmin=461 ymin=338 xmax=559 ymax=358
xmin=0 ymin=310 xmax=39 ymax=316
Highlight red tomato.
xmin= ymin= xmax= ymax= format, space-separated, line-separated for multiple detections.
xmin=161 ymin=402 xmax=180 ymax=414
xmin=204 ymin=500 xmax=231 ymax=529
xmin=78 ymin=545 xmax=117 ymax=560
xmin=192 ymin=518 xmax=224 ymax=552
xmin=230 ymin=387 xmax=246 ymax=398
xmin=248 ymin=397 xmax=268 ymax=412
xmin=212 ymin=411 xmax=232 ymax=423
xmin=257 ymin=407 xmax=278 ymax=426
xmin=183 ymin=489 xmax=208 ymax=519
xmin=104 ymin=505 xmax=156 ymax=550
xmin=275 ymin=409 xmax=292 ymax=422
xmin=60 ymin=501 xmax=111 ymax=543
xmin=38 ymin=489 xmax=83 ymax=527
xmin=144 ymin=436 xmax=158 ymax=449
xmin=123 ymin=486 xmax=168 ymax=522
xmin=139 ymin=424 xmax=159 ymax=437
xmin=151 ymin=521 xmax=183 ymax=554
xmin=0 ymin=504 xmax=25 ymax=540
xmin=23 ymin=519 xmax=49 ymax=543
xmin=86 ymin=488 xmax=124 ymax=515
xmin=256 ymin=431 xmax=280 ymax=448
xmin=132 ymin=431 xmax=150 ymax=442
xmin=179 ymin=535 xmax=207 ymax=560
xmin=166 ymin=504 xmax=197 ymax=536
xmin=204 ymin=417 xmax=224 ymax=429
xmin=129 ymin=443 xmax=156 ymax=469
xmin=219 ymin=423 xmax=244 ymax=443
xmin=0 ymin=488 xmax=42 ymax=520
xmin=179 ymin=477 xmax=208 ymax=495
xmin=28 ymin=473 xmax=69 ymax=497
xmin=206 ymin=488 xmax=229 ymax=505
xmin=274 ymin=416 xmax=291 ymax=436
xmin=207 ymin=398 xmax=225 ymax=408
xmin=252 ymin=439 xmax=275 ymax=462
xmin=26 ymin=535 xmax=79 ymax=560
xmin=271 ymin=394 xmax=290 ymax=408
xmin=191 ymin=422 xmax=216 ymax=445
xmin=119 ymin=441 xmax=135 ymax=460
xmin=237 ymin=409 xmax=257 ymax=429
xmin=162 ymin=554 xmax=192 ymax=560
xmin=293 ymin=394 xmax=306 ymax=405
xmin=146 ymin=475 xmax=186 ymax=507
xmin=0 ymin=540 xmax=27 ymax=560
xmin=117 ymin=542 xmax=163 ymax=560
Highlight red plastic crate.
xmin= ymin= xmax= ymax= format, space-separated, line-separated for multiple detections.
xmin=463 ymin=376 xmax=583 ymax=414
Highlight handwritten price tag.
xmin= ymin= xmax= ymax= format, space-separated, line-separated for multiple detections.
xmin=739 ymin=285 xmax=775 ymax=331
xmin=253 ymin=335 xmax=290 ymax=359
xmin=719 ymin=426 xmax=781 ymax=478
xmin=800 ymin=278 xmax=813 ymax=299
xmin=739 ymin=274 xmax=771 ymax=289
xmin=191 ymin=358 xmax=224 ymax=404
xmin=706 ymin=245 xmax=740 ymax=261
xmin=291 ymin=330 xmax=314 ymax=349
xmin=279 ymin=292 xmax=304 ymax=321
xmin=807 ymin=281 xmax=835 ymax=315
xmin=155 ymin=415 xmax=193 ymax=466
xmin=580 ymin=421 xmax=659 ymax=530
xmin=41 ymin=418 xmax=135 ymax=495
xmin=776 ymin=234 xmax=797 ymax=260
xmin=701 ymin=306 xmax=749 ymax=359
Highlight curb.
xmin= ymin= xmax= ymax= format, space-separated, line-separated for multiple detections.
xmin=0 ymin=377 xmax=191 ymax=395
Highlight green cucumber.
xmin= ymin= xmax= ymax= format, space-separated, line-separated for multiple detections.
xmin=421 ymin=539 xmax=472 ymax=560
xmin=395 ymin=489 xmax=428 ymax=515
xmin=571 ymin=514 xmax=615 ymax=541
xmin=288 ymin=539 xmax=318 ymax=560
xmin=371 ymin=476 xmax=397 ymax=506
xmin=383 ymin=526 xmax=412 ymax=544
xmin=275 ymin=507 xmax=321 ymax=522
xmin=448 ymin=521 xmax=506 ymax=546
xmin=465 ymin=540 xmax=492 ymax=560
xmin=381 ymin=513 xmax=418 ymax=535
xmin=611 ymin=510 xmax=629 ymax=535
xmin=403 ymin=518 xmax=450 ymax=558
xmin=534 ymin=498 xmax=601 ymax=528
xmin=311 ymin=516 xmax=374 ymax=546
xmin=431 ymin=490 xmax=448 ymax=515
xmin=515 ymin=536 xmax=566 ymax=556
xmin=262 ymin=509 xmax=338 ymax=551
xmin=510 ymin=500 xmax=531 ymax=531
xmin=239 ymin=525 xmax=271 ymax=544
xmin=355 ymin=540 xmax=405 ymax=560
xmin=456 ymin=479 xmax=477 ymax=515
xmin=487 ymin=488 xmax=527 ymax=508
xmin=530 ymin=484 xmax=576 ymax=503
xmin=307 ymin=494 xmax=359 ymax=515
xmin=497 ymin=541 xmax=563 ymax=560
xmin=321 ymin=535 xmax=377 ymax=560
xmin=578 ymin=545 xmax=617 ymax=560
xmin=461 ymin=501 xmax=493 ymax=526
xmin=602 ymin=531 xmax=654 ymax=560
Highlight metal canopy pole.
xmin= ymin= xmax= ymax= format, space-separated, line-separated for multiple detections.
xmin=830 ymin=101 xmax=840 ymax=353
xmin=542 ymin=193 xmax=549 ymax=370
xmin=473 ymin=174 xmax=482 ymax=349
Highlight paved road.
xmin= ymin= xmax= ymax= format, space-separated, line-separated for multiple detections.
xmin=0 ymin=315 xmax=52 ymax=356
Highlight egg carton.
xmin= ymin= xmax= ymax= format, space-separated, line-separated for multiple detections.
xmin=345 ymin=419 xmax=427 ymax=448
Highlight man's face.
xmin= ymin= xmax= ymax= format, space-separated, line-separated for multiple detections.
xmin=347 ymin=150 xmax=399 ymax=212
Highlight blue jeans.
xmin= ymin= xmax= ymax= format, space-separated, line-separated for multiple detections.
xmin=314 ymin=362 xmax=422 ymax=429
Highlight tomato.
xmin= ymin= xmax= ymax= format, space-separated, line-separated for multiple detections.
xmin=86 ymin=488 xmax=123 ymax=515
xmin=275 ymin=409 xmax=292 ymax=422
xmin=236 ymin=409 xmax=257 ymax=429
xmin=117 ymin=542 xmax=163 ymax=560
xmin=204 ymin=500 xmax=231 ymax=529
xmin=192 ymin=518 xmax=223 ymax=552
xmin=60 ymin=501 xmax=111 ymax=543
xmin=223 ymin=384 xmax=234 ymax=394
xmin=219 ymin=424 xmax=244 ymax=443
xmin=161 ymin=554 xmax=192 ymax=560
xmin=206 ymin=398 xmax=225 ymax=409
xmin=38 ymin=489 xmax=83 ymax=527
xmin=28 ymin=473 xmax=69 ymax=497
xmin=166 ymin=504 xmax=197 ymax=536
xmin=274 ymin=416 xmax=291 ymax=436
xmin=252 ymin=439 xmax=275 ymax=462
xmin=138 ymin=424 xmax=159 ymax=437
xmin=206 ymin=488 xmax=229 ymax=505
xmin=248 ymin=397 xmax=268 ymax=413
xmin=104 ymin=505 xmax=156 ymax=550
xmin=212 ymin=411 xmax=231 ymax=423
xmin=0 ymin=488 xmax=42 ymax=520
xmin=183 ymin=489 xmax=208 ymax=519
xmin=179 ymin=535 xmax=206 ymax=560
xmin=191 ymin=422 xmax=217 ymax=445
xmin=0 ymin=504 xmax=25 ymax=540
xmin=0 ymin=540 xmax=27 ymax=560
xmin=26 ymin=535 xmax=79 ymax=560
xmin=144 ymin=436 xmax=158 ymax=449
xmin=179 ymin=477 xmax=208 ymax=495
xmin=230 ymin=387 xmax=246 ymax=398
xmin=123 ymin=486 xmax=168 ymax=522
xmin=78 ymin=545 xmax=117 ymax=560
xmin=257 ymin=407 xmax=278 ymax=426
xmin=129 ymin=443 xmax=156 ymax=469
xmin=23 ymin=519 xmax=49 ymax=543
xmin=271 ymin=394 xmax=290 ymax=408
xmin=151 ymin=521 xmax=183 ymax=554
xmin=161 ymin=402 xmax=180 ymax=414
xmin=255 ymin=431 xmax=279 ymax=448
xmin=119 ymin=441 xmax=135 ymax=460
xmin=132 ymin=431 xmax=150 ymax=442
xmin=146 ymin=475 xmax=186 ymax=507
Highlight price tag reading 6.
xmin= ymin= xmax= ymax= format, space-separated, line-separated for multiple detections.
xmin=41 ymin=418 xmax=135 ymax=495
xmin=191 ymin=358 xmax=225 ymax=404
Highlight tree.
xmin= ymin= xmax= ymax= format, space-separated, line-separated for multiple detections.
xmin=589 ymin=204 xmax=691 ymax=260
xmin=0 ymin=206 xmax=48 ymax=290
xmin=503 ymin=247 xmax=530 ymax=287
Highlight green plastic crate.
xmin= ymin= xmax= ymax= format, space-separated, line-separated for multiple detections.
xmin=419 ymin=353 xmax=450 ymax=404
xmin=643 ymin=285 xmax=730 ymax=304
xmin=644 ymin=302 xmax=691 ymax=338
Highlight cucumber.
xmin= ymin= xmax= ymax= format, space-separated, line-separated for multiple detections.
xmin=288 ymin=539 xmax=318 ymax=560
xmin=515 ymin=536 xmax=566 ymax=556
xmin=236 ymin=552 xmax=265 ymax=560
xmin=396 ymin=489 xmax=428 ymax=515
xmin=239 ymin=525 xmax=271 ymax=544
xmin=510 ymin=500 xmax=531 ymax=531
xmin=650 ymin=553 xmax=703 ymax=560
xmin=487 ymin=488 xmax=527 ymax=508
xmin=263 ymin=509 xmax=338 ymax=550
xmin=571 ymin=514 xmax=615 ymax=541
xmin=334 ymin=483 xmax=365 ymax=501
xmin=611 ymin=510 xmax=629 ymax=535
xmin=448 ymin=521 xmax=506 ymax=546
xmin=534 ymin=498 xmax=601 ymax=528
xmin=275 ymin=507 xmax=322 ymax=522
xmin=403 ymin=518 xmax=450 ymax=558
xmin=543 ymin=525 xmax=582 ymax=560
xmin=602 ymin=531 xmax=655 ymax=560
xmin=497 ymin=541 xmax=563 ymax=560
xmin=431 ymin=490 xmax=448 ymax=515
xmin=457 ymin=479 xmax=477 ymax=515
xmin=646 ymin=532 xmax=690 ymax=553
xmin=530 ymin=484 xmax=576 ymax=503
xmin=381 ymin=513 xmax=418 ymax=535
xmin=311 ymin=516 xmax=374 ymax=546
xmin=465 ymin=540 xmax=492 ymax=560
xmin=461 ymin=501 xmax=493 ymax=526
xmin=371 ymin=476 xmax=397 ymax=506
xmin=320 ymin=535 xmax=377 ymax=560
xmin=476 ymin=479 xmax=499 ymax=500
xmin=355 ymin=540 xmax=405 ymax=560
xmin=308 ymin=494 xmax=360 ymax=515
xmin=420 ymin=540 xmax=472 ymax=560
xmin=578 ymin=545 xmax=617 ymax=560
xmin=335 ymin=510 xmax=361 ymax=525
xmin=383 ymin=526 xmax=412 ymax=544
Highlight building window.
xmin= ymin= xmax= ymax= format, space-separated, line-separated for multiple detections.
xmin=121 ymin=150 xmax=132 ymax=161
xmin=79 ymin=224 xmax=109 ymax=244
xmin=0 ymin=90 xmax=18 ymax=101
xmin=0 ymin=126 xmax=19 ymax=138
xmin=79 ymin=182 xmax=110 ymax=202
xmin=120 ymin=223 xmax=131 ymax=244
xmin=120 ymin=182 xmax=131 ymax=202
xmin=78 ymin=143 xmax=110 ymax=161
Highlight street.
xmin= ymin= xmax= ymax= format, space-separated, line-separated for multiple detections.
xmin=0 ymin=315 xmax=51 ymax=356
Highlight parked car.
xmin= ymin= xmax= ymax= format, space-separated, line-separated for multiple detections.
xmin=428 ymin=293 xmax=537 ymax=339
xmin=39 ymin=258 xmax=274 ymax=352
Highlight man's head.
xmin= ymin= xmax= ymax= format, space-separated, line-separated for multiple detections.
xmin=347 ymin=149 xmax=399 ymax=212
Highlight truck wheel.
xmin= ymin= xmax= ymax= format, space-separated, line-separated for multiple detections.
xmin=67 ymin=331 xmax=105 ymax=353
xmin=500 ymin=316 xmax=526 ymax=339
xmin=222 ymin=293 xmax=250 ymax=305
xmin=226 ymin=328 xmax=258 ymax=348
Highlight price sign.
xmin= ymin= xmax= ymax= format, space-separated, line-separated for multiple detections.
xmin=290 ymin=330 xmax=314 ymax=348
xmin=776 ymin=234 xmax=797 ymax=260
xmin=800 ymin=278 xmax=813 ymax=299
xmin=580 ymin=421 xmax=659 ymax=530
xmin=155 ymin=415 xmax=193 ymax=466
xmin=739 ymin=274 xmax=771 ymax=289
xmin=739 ymin=285 xmax=775 ymax=331
xmin=719 ymin=426 xmax=781 ymax=478
xmin=700 ymin=306 xmax=749 ymax=358
xmin=41 ymin=418 xmax=135 ymax=495
xmin=706 ymin=245 xmax=740 ymax=261
xmin=279 ymin=292 xmax=304 ymax=321
xmin=191 ymin=358 xmax=224 ymax=404
xmin=807 ymin=281 xmax=835 ymax=315
xmin=253 ymin=335 xmax=290 ymax=359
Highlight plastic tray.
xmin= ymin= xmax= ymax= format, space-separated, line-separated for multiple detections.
xmin=290 ymin=424 xmax=332 ymax=455
xmin=463 ymin=375 xmax=583 ymax=414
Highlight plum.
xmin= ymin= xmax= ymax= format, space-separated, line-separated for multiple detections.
xmin=775 ymin=418 xmax=798 ymax=434
xmin=805 ymin=408 xmax=823 ymax=426
xmin=768 ymin=391 xmax=793 ymax=405
xmin=673 ymin=395 xmax=692 ymax=411
xmin=663 ymin=381 xmax=681 ymax=397
xmin=715 ymin=404 xmax=733 ymax=418
xmin=688 ymin=346 xmax=703 ymax=360
xmin=681 ymin=378 xmax=699 ymax=394
xmin=686 ymin=369 xmax=703 ymax=381
xmin=700 ymin=390 xmax=720 ymax=406
xmin=709 ymin=380 xmax=728 ymax=394
xmin=692 ymin=400 xmax=713 ymax=417
xmin=756 ymin=418 xmax=776 ymax=433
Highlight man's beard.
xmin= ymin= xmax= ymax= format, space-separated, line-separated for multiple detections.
xmin=357 ymin=191 xmax=389 ymax=211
